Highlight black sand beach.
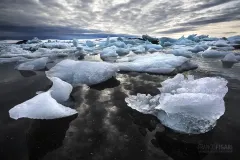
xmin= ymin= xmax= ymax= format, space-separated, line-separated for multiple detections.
xmin=0 ymin=58 xmax=240 ymax=160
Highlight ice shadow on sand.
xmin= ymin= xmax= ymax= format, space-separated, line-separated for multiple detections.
xmin=27 ymin=114 xmax=78 ymax=160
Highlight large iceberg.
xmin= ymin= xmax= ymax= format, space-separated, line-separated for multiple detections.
xmin=46 ymin=59 xmax=119 ymax=86
xmin=9 ymin=92 xmax=77 ymax=120
xmin=16 ymin=57 xmax=49 ymax=71
xmin=116 ymin=53 xmax=197 ymax=74
xmin=125 ymin=74 xmax=228 ymax=134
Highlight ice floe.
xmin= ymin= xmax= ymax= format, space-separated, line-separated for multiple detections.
xmin=222 ymin=53 xmax=238 ymax=63
xmin=9 ymin=76 xmax=75 ymax=120
xmin=46 ymin=59 xmax=119 ymax=86
xmin=167 ymin=49 xmax=193 ymax=58
xmin=16 ymin=57 xmax=49 ymax=71
xmin=9 ymin=91 xmax=77 ymax=120
xmin=116 ymin=53 xmax=197 ymax=74
xmin=125 ymin=74 xmax=228 ymax=134
xmin=199 ymin=49 xmax=230 ymax=58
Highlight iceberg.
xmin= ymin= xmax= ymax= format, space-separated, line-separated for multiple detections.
xmin=199 ymin=49 xmax=229 ymax=58
xmin=113 ymin=41 xmax=126 ymax=48
xmin=48 ymin=77 xmax=73 ymax=102
xmin=188 ymin=44 xmax=208 ymax=53
xmin=0 ymin=57 xmax=28 ymax=64
xmin=73 ymin=39 xmax=78 ymax=47
xmin=27 ymin=37 xmax=41 ymax=44
xmin=221 ymin=53 xmax=238 ymax=63
xmin=131 ymin=45 xmax=146 ymax=54
xmin=148 ymin=48 xmax=158 ymax=53
xmin=116 ymin=48 xmax=130 ymax=56
xmin=115 ymin=53 xmax=197 ymax=74
xmin=42 ymin=43 xmax=71 ymax=49
xmin=163 ymin=42 xmax=173 ymax=47
xmin=175 ymin=36 xmax=195 ymax=45
xmin=0 ymin=45 xmax=31 ymax=57
xmin=125 ymin=74 xmax=228 ymax=134
xmin=168 ymin=49 xmax=193 ymax=58
xmin=86 ymin=40 xmax=96 ymax=47
xmin=46 ymin=59 xmax=119 ymax=86
xmin=100 ymin=46 xmax=118 ymax=60
xmin=214 ymin=40 xmax=229 ymax=47
xmin=16 ymin=57 xmax=49 ymax=71
xmin=9 ymin=92 xmax=77 ymax=120
xmin=144 ymin=44 xmax=163 ymax=51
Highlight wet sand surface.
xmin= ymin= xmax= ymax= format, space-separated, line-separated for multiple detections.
xmin=0 ymin=59 xmax=240 ymax=160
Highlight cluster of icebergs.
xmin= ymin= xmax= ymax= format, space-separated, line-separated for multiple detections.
xmin=3 ymin=34 xmax=238 ymax=134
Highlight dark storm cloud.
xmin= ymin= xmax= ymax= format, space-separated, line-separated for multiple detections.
xmin=190 ymin=0 xmax=236 ymax=11
xmin=181 ymin=3 xmax=240 ymax=26
xmin=157 ymin=27 xmax=196 ymax=34
xmin=0 ymin=0 xmax=239 ymax=39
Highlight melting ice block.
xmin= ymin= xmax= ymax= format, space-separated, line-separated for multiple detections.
xmin=48 ymin=77 xmax=73 ymax=102
xmin=221 ymin=53 xmax=238 ymax=63
xmin=46 ymin=59 xmax=119 ymax=86
xmin=167 ymin=49 xmax=193 ymax=58
xmin=125 ymin=74 xmax=228 ymax=134
xmin=199 ymin=49 xmax=229 ymax=58
xmin=17 ymin=57 xmax=48 ymax=71
xmin=9 ymin=92 xmax=77 ymax=120
xmin=116 ymin=53 xmax=197 ymax=74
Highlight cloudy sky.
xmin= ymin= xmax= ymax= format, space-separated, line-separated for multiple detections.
xmin=0 ymin=0 xmax=239 ymax=39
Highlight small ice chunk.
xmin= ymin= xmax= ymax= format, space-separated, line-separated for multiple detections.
xmin=17 ymin=57 xmax=48 ymax=71
xmin=0 ymin=57 xmax=28 ymax=64
xmin=116 ymin=48 xmax=130 ymax=56
xmin=100 ymin=46 xmax=118 ymax=59
xmin=48 ymin=77 xmax=73 ymax=102
xmin=163 ymin=41 xmax=173 ymax=47
xmin=168 ymin=49 xmax=192 ymax=58
xmin=46 ymin=59 xmax=119 ymax=86
xmin=214 ymin=40 xmax=229 ymax=47
xmin=222 ymin=53 xmax=238 ymax=63
xmin=42 ymin=43 xmax=71 ymax=49
xmin=73 ymin=39 xmax=78 ymax=47
xmin=131 ymin=45 xmax=146 ymax=54
xmin=27 ymin=37 xmax=41 ymax=44
xmin=144 ymin=44 xmax=162 ymax=50
xmin=148 ymin=48 xmax=158 ymax=53
xmin=199 ymin=49 xmax=229 ymax=58
xmin=9 ymin=92 xmax=77 ymax=120
xmin=125 ymin=74 xmax=228 ymax=134
xmin=189 ymin=44 xmax=208 ymax=53
xmin=113 ymin=41 xmax=126 ymax=48
xmin=86 ymin=40 xmax=96 ymax=47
